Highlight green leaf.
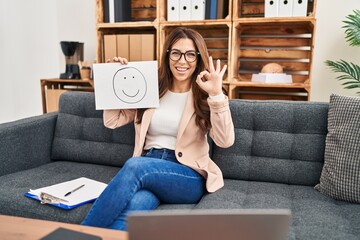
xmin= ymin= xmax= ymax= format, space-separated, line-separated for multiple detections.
xmin=342 ymin=9 xmax=360 ymax=46
xmin=325 ymin=60 xmax=360 ymax=96
xmin=344 ymin=84 xmax=360 ymax=89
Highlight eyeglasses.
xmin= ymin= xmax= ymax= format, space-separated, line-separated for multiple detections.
xmin=167 ymin=49 xmax=200 ymax=63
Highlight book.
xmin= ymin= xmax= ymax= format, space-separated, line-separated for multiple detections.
xmin=109 ymin=0 xmax=115 ymax=23
xmin=209 ymin=0 xmax=217 ymax=19
xmin=179 ymin=0 xmax=191 ymax=21
xmin=217 ymin=0 xmax=224 ymax=19
xmin=103 ymin=0 xmax=109 ymax=22
xmin=25 ymin=177 xmax=107 ymax=210
xmin=167 ymin=0 xmax=180 ymax=21
xmin=114 ymin=0 xmax=131 ymax=22
xmin=190 ymin=0 xmax=206 ymax=20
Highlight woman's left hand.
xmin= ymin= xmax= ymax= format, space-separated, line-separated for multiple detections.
xmin=196 ymin=56 xmax=227 ymax=96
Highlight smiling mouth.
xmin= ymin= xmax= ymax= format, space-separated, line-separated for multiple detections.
xmin=122 ymin=89 xmax=140 ymax=98
xmin=175 ymin=67 xmax=188 ymax=72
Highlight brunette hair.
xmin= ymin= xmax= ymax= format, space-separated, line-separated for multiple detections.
xmin=136 ymin=27 xmax=212 ymax=133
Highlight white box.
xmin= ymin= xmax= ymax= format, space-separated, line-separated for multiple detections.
xmin=251 ymin=73 xmax=293 ymax=83
xmin=265 ymin=0 xmax=278 ymax=17
xmin=292 ymin=0 xmax=308 ymax=17
xmin=190 ymin=0 xmax=206 ymax=20
xmin=278 ymin=0 xmax=293 ymax=17
xmin=179 ymin=0 xmax=191 ymax=21
xmin=167 ymin=0 xmax=180 ymax=21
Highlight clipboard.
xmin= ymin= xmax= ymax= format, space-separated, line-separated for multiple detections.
xmin=25 ymin=177 xmax=108 ymax=210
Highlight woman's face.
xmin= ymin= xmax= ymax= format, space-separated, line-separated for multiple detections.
xmin=168 ymin=38 xmax=198 ymax=88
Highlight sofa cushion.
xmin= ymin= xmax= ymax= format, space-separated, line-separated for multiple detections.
xmin=0 ymin=161 xmax=120 ymax=224
xmin=194 ymin=179 xmax=360 ymax=240
xmin=51 ymin=92 xmax=135 ymax=167
xmin=315 ymin=94 xmax=360 ymax=203
xmin=213 ymin=100 xmax=329 ymax=186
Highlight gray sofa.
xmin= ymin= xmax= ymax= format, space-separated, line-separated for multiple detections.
xmin=0 ymin=92 xmax=359 ymax=239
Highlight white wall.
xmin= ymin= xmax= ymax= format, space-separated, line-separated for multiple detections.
xmin=311 ymin=0 xmax=360 ymax=101
xmin=0 ymin=0 xmax=59 ymax=124
xmin=0 ymin=0 xmax=96 ymax=124
xmin=56 ymin=0 xmax=97 ymax=73
xmin=0 ymin=0 xmax=359 ymax=123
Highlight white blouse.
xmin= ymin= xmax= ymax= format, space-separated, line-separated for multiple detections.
xmin=144 ymin=90 xmax=189 ymax=150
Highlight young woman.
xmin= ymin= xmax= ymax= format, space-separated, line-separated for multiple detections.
xmin=81 ymin=27 xmax=235 ymax=230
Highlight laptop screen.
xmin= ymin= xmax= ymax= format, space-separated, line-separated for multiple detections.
xmin=128 ymin=209 xmax=291 ymax=240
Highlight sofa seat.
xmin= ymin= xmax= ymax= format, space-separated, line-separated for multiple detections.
xmin=194 ymin=179 xmax=360 ymax=240
xmin=0 ymin=161 xmax=120 ymax=224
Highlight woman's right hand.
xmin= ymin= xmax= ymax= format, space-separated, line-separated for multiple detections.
xmin=106 ymin=56 xmax=128 ymax=65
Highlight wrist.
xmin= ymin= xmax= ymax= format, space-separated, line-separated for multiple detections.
xmin=209 ymin=92 xmax=225 ymax=101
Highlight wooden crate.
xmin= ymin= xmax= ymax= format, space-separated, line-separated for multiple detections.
xmin=230 ymin=85 xmax=309 ymax=101
xmin=160 ymin=24 xmax=231 ymax=81
xmin=231 ymin=20 xmax=315 ymax=84
xmin=234 ymin=0 xmax=316 ymax=19
xmin=131 ymin=0 xmax=157 ymax=21
xmin=98 ymin=0 xmax=157 ymax=23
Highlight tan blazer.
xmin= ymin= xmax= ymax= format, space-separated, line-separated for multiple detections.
xmin=103 ymin=91 xmax=235 ymax=192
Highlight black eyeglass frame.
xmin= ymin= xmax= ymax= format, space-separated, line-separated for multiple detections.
xmin=166 ymin=49 xmax=200 ymax=63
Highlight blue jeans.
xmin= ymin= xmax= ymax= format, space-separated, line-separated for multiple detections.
xmin=81 ymin=148 xmax=205 ymax=230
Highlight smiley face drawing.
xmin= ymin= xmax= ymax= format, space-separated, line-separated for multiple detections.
xmin=112 ymin=67 xmax=147 ymax=104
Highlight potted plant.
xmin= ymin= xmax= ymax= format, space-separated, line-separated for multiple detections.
xmin=325 ymin=9 xmax=360 ymax=95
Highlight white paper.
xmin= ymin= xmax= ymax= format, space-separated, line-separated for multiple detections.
xmin=29 ymin=177 xmax=107 ymax=206
xmin=93 ymin=61 xmax=159 ymax=110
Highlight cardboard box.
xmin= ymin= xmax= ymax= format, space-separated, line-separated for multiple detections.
xmin=141 ymin=34 xmax=155 ymax=61
xmin=129 ymin=35 xmax=142 ymax=61
xmin=130 ymin=34 xmax=155 ymax=61
xmin=103 ymin=35 xmax=117 ymax=61
xmin=117 ymin=34 xmax=130 ymax=59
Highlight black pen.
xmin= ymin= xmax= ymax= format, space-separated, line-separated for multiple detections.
xmin=64 ymin=184 xmax=85 ymax=197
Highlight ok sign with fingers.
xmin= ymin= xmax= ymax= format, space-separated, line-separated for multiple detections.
xmin=196 ymin=56 xmax=227 ymax=96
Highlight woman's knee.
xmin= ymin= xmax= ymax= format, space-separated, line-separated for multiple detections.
xmin=127 ymin=190 xmax=160 ymax=211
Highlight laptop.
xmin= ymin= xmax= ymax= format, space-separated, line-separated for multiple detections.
xmin=128 ymin=209 xmax=291 ymax=240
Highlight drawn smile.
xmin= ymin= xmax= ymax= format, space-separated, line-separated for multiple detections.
xmin=113 ymin=66 xmax=147 ymax=104
xmin=122 ymin=89 xmax=140 ymax=98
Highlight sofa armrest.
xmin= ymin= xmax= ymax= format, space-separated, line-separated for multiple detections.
xmin=0 ymin=112 xmax=58 ymax=176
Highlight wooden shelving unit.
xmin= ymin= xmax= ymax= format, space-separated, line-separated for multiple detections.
xmin=40 ymin=79 xmax=94 ymax=113
xmin=95 ymin=0 xmax=317 ymax=100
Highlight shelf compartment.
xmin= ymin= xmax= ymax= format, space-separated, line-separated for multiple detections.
xmin=96 ymin=0 xmax=157 ymax=24
xmin=160 ymin=23 xmax=232 ymax=81
xmin=231 ymin=20 xmax=315 ymax=85
xmin=228 ymin=84 xmax=309 ymax=101
xmin=159 ymin=0 xmax=232 ymax=22
xmin=233 ymin=0 xmax=316 ymax=19
xmin=96 ymin=26 xmax=158 ymax=63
